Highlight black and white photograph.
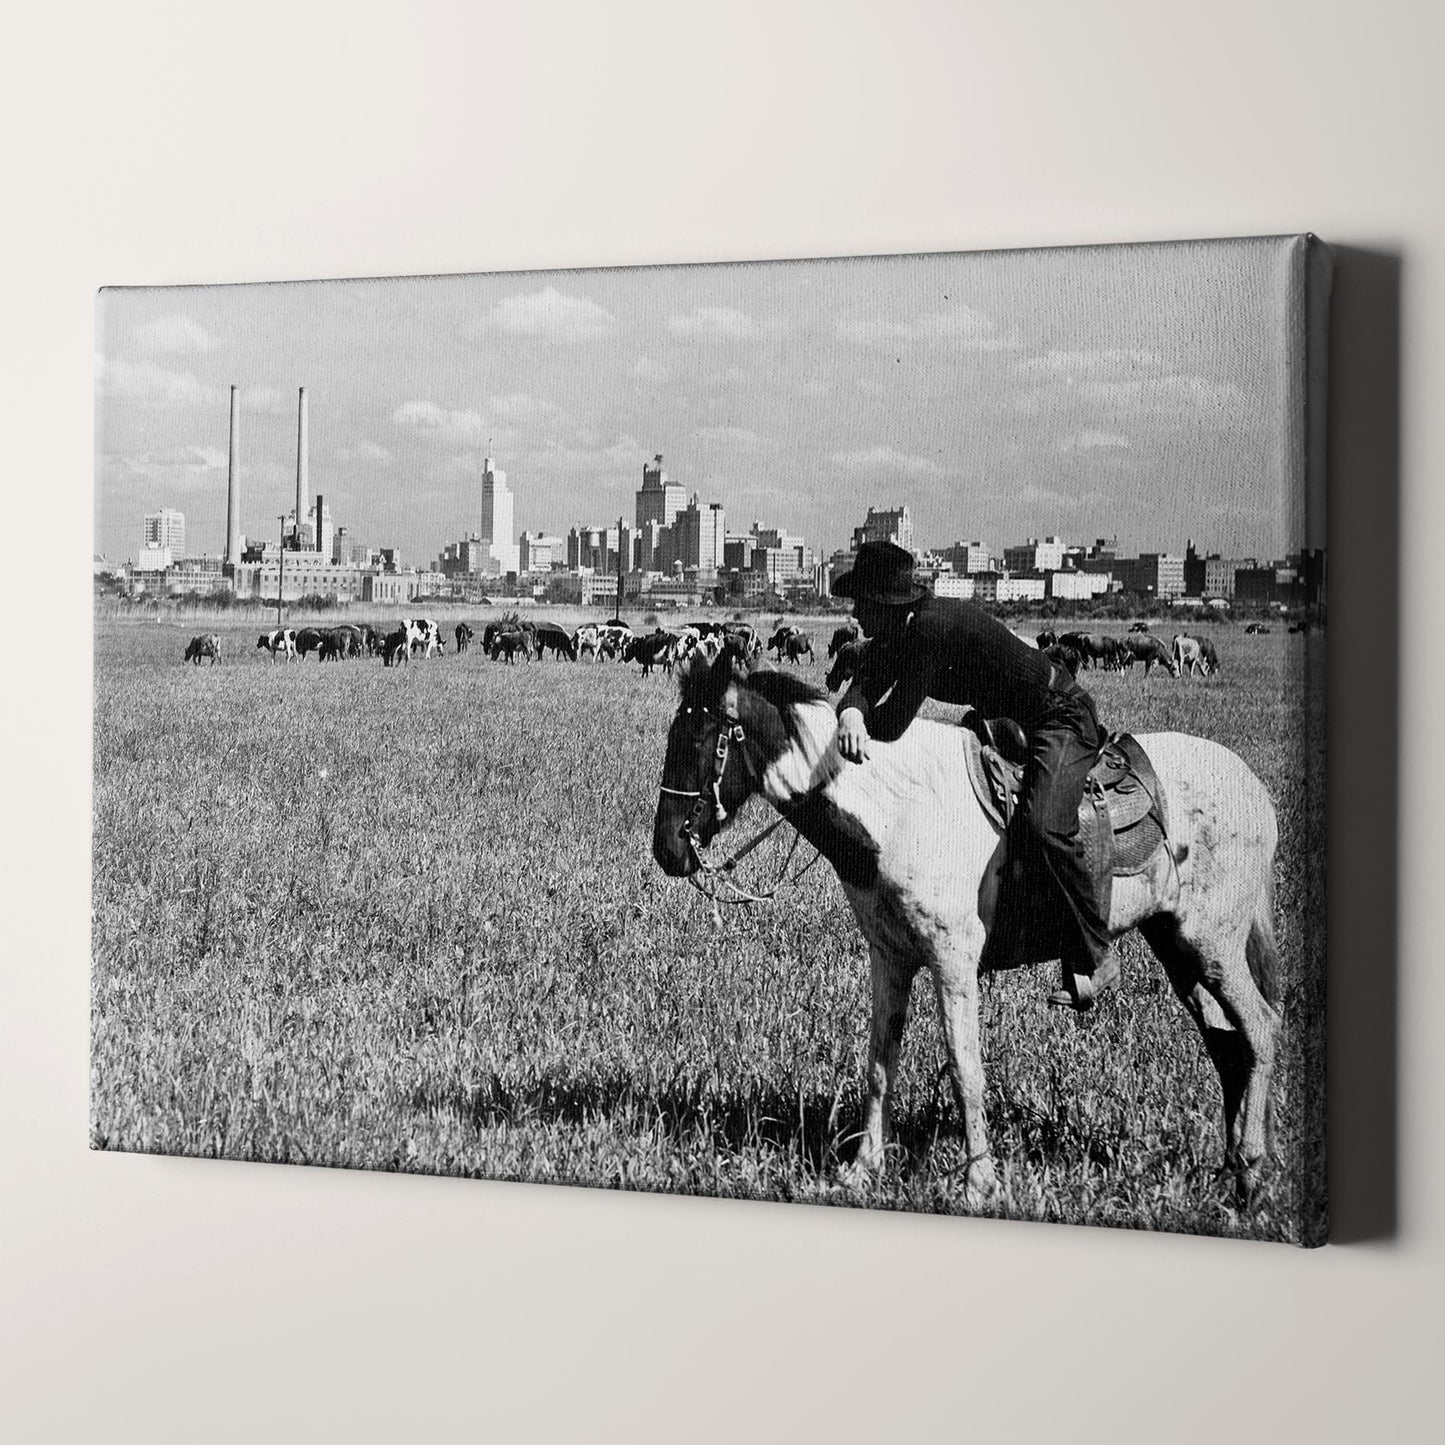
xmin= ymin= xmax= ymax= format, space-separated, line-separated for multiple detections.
xmin=91 ymin=235 xmax=1328 ymax=1244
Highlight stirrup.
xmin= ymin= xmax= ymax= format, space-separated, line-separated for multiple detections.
xmin=1047 ymin=971 xmax=1099 ymax=1011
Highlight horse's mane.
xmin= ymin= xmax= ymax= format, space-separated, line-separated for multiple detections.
xmin=677 ymin=655 xmax=830 ymax=735
xmin=744 ymin=667 xmax=829 ymax=713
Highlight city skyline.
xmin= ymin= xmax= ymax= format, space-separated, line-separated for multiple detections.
xmin=96 ymin=239 xmax=1318 ymax=565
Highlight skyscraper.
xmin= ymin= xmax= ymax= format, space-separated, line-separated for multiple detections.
xmin=674 ymin=494 xmax=726 ymax=574
xmin=635 ymin=454 xmax=686 ymax=530
xmin=144 ymin=508 xmax=186 ymax=553
xmin=480 ymin=454 xmax=519 ymax=575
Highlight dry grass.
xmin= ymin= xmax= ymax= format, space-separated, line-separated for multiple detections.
xmin=92 ymin=614 xmax=1325 ymax=1242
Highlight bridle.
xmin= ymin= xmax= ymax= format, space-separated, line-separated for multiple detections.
xmin=659 ymin=697 xmax=821 ymax=912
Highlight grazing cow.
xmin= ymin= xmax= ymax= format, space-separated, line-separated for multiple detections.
xmin=1245 ymin=622 xmax=1271 ymax=635
xmin=455 ymin=622 xmax=474 ymax=654
xmin=624 ymin=631 xmax=677 ymax=676
xmin=1128 ymin=621 xmax=1151 ymax=634
xmin=382 ymin=627 xmax=410 ymax=666
xmin=828 ymin=619 xmax=863 ymax=658
xmin=490 ymin=628 xmax=531 ymax=663
xmin=294 ymin=626 xmax=326 ymax=660
xmin=668 ymin=626 xmax=703 ymax=662
xmin=532 ymin=621 xmax=577 ymax=660
xmin=723 ymin=622 xmax=762 ymax=660
xmin=357 ymin=623 xmax=385 ymax=656
xmin=1199 ymin=638 xmax=1221 ymax=675
xmin=767 ymin=625 xmax=801 ymax=661
xmin=1172 ymin=634 xmax=1209 ymax=677
xmin=825 ymin=637 xmax=869 ymax=693
xmin=1287 ymin=621 xmax=1312 ymax=635
xmin=1123 ymin=634 xmax=1178 ymax=676
xmin=781 ymin=632 xmax=814 ymax=665
xmin=1042 ymin=642 xmax=1083 ymax=679
xmin=402 ymin=618 xmax=443 ymax=658
xmin=316 ymin=626 xmax=361 ymax=662
xmin=256 ymin=629 xmax=298 ymax=662
xmin=573 ymin=624 xmax=600 ymax=660
xmin=183 ymin=634 xmax=221 ymax=666
xmin=598 ymin=622 xmax=634 ymax=660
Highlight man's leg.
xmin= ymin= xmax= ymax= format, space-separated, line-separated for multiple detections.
xmin=1019 ymin=700 xmax=1116 ymax=1010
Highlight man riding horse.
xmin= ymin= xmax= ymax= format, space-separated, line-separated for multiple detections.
xmin=833 ymin=540 xmax=1118 ymax=1011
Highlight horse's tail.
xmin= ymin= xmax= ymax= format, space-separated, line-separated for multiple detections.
xmin=1246 ymin=869 xmax=1281 ymax=1009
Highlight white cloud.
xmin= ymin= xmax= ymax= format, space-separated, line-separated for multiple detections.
xmin=481 ymin=287 xmax=616 ymax=342
xmin=336 ymin=440 xmax=393 ymax=465
xmin=526 ymin=434 xmax=646 ymax=475
xmin=836 ymin=305 xmax=1018 ymax=352
xmin=1081 ymin=374 xmax=1245 ymax=420
xmin=667 ymin=306 xmax=757 ymax=341
xmin=1060 ymin=430 xmax=1132 ymax=454
xmin=831 ymin=445 xmax=948 ymax=477
xmin=132 ymin=314 xmax=216 ymax=355
xmin=631 ymin=355 xmax=668 ymax=382
xmin=391 ymin=400 xmax=490 ymax=445
xmin=1016 ymin=348 xmax=1163 ymax=379
xmin=987 ymin=483 xmax=1107 ymax=511
xmin=696 ymin=425 xmax=764 ymax=447
xmin=487 ymin=392 xmax=558 ymax=421
xmin=94 ymin=354 xmax=222 ymax=407
xmin=104 ymin=445 xmax=228 ymax=490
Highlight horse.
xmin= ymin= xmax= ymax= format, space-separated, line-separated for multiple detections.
xmin=651 ymin=651 xmax=1281 ymax=1204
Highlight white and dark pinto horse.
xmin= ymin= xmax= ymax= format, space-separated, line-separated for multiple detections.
xmin=651 ymin=652 xmax=1281 ymax=1202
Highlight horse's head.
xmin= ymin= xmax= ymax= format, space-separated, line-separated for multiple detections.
xmin=652 ymin=649 xmax=763 ymax=876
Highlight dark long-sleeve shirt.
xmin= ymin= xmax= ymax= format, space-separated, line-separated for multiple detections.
xmin=837 ymin=596 xmax=1057 ymax=741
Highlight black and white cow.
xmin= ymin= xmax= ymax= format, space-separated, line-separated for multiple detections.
xmin=402 ymin=618 xmax=444 ymax=658
xmin=382 ymin=627 xmax=410 ymax=666
xmin=257 ymin=628 xmax=298 ymax=662
xmin=597 ymin=622 xmax=634 ymax=660
xmin=455 ymin=622 xmax=474 ymax=654
xmin=574 ymin=624 xmax=600 ymax=660
xmin=624 ymin=631 xmax=677 ymax=676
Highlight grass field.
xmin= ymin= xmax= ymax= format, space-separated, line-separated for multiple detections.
xmin=91 ymin=612 xmax=1326 ymax=1242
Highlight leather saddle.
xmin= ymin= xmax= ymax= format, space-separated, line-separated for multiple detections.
xmin=958 ymin=711 xmax=1170 ymax=879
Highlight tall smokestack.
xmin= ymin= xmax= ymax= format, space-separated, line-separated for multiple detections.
xmin=224 ymin=385 xmax=241 ymax=567
xmin=295 ymin=386 xmax=309 ymax=539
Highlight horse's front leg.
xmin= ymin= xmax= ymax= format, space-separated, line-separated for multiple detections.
xmin=846 ymin=944 xmax=916 ymax=1182
xmin=931 ymin=917 xmax=997 ymax=1202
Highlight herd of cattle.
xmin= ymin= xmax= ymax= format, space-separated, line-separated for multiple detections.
xmin=185 ymin=616 xmax=812 ymax=673
xmin=819 ymin=621 xmax=1235 ymax=692
xmin=182 ymin=613 xmax=1284 ymax=686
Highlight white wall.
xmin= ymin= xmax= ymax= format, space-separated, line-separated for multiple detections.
xmin=5 ymin=2 xmax=1441 ymax=1439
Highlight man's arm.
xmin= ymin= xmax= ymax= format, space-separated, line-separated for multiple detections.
xmin=865 ymin=646 xmax=940 ymax=742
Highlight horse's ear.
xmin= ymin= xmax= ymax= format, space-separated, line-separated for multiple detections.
xmin=708 ymin=646 xmax=736 ymax=698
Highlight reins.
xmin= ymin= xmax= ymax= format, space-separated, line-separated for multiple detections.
xmin=661 ymin=697 xmax=824 ymax=917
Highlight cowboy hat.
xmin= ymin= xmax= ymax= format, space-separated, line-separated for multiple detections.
xmin=831 ymin=540 xmax=928 ymax=606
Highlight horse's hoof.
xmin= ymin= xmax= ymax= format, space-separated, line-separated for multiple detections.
xmin=964 ymin=1158 xmax=998 ymax=1202
xmin=837 ymin=1159 xmax=877 ymax=1192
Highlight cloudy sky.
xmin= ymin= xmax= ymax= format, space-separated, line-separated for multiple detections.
xmin=94 ymin=236 xmax=1316 ymax=565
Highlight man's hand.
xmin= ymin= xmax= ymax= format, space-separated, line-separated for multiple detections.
xmin=837 ymin=707 xmax=871 ymax=764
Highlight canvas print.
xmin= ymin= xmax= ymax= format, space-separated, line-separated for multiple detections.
xmin=92 ymin=236 xmax=1329 ymax=1244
